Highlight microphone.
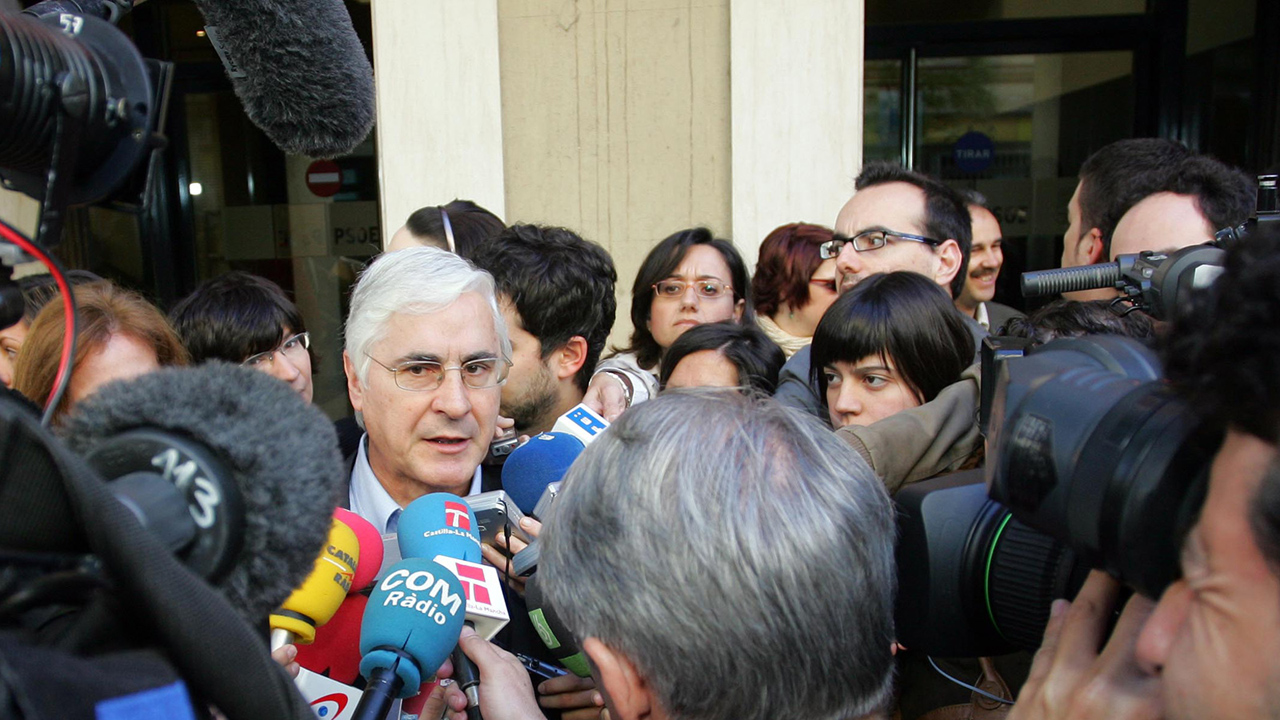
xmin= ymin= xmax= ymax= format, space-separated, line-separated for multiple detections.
xmin=503 ymin=424 xmax=594 ymax=576
xmin=189 ymin=0 xmax=375 ymax=158
xmin=295 ymin=592 xmax=367 ymax=684
xmin=355 ymin=557 xmax=467 ymax=720
xmin=550 ymin=403 xmax=610 ymax=447
xmin=501 ymin=432 xmax=584 ymax=515
xmin=334 ymin=507 xmax=384 ymax=593
xmin=525 ymin=573 xmax=590 ymax=678
xmin=269 ymin=516 xmax=359 ymax=651
xmin=398 ymin=496 xmax=509 ymax=719
xmin=398 ymin=492 xmax=483 ymax=563
xmin=0 ymin=364 xmax=343 ymax=720
xmin=58 ymin=362 xmax=346 ymax=627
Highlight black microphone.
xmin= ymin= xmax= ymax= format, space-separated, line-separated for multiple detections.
xmin=190 ymin=0 xmax=375 ymax=158
xmin=58 ymin=362 xmax=347 ymax=626
xmin=0 ymin=364 xmax=339 ymax=720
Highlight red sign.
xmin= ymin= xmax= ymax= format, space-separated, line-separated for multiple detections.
xmin=456 ymin=563 xmax=491 ymax=605
xmin=444 ymin=501 xmax=471 ymax=531
xmin=305 ymin=159 xmax=342 ymax=197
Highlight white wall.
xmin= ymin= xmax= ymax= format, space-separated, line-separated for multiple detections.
xmin=371 ymin=0 xmax=506 ymax=247
xmin=731 ymin=0 xmax=865 ymax=256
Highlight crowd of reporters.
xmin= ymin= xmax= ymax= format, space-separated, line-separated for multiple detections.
xmin=1 ymin=135 xmax=1277 ymax=720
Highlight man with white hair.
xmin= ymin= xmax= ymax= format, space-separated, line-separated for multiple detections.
xmin=342 ymin=247 xmax=512 ymax=530
xmin=449 ymin=391 xmax=899 ymax=720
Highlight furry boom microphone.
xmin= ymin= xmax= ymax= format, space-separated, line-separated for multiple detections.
xmin=61 ymin=362 xmax=346 ymax=627
xmin=193 ymin=0 xmax=375 ymax=158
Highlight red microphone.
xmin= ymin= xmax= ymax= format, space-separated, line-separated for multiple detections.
xmin=295 ymin=593 xmax=367 ymax=684
xmin=334 ymin=507 xmax=384 ymax=593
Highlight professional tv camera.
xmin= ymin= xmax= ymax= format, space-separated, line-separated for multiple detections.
xmin=892 ymin=176 xmax=1280 ymax=658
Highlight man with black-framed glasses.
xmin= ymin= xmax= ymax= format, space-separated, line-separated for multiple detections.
xmin=775 ymin=161 xmax=980 ymax=419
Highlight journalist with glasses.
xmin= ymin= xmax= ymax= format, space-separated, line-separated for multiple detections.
xmin=584 ymin=227 xmax=753 ymax=421
xmin=170 ymin=271 xmax=315 ymax=403
xmin=774 ymin=162 xmax=980 ymax=420
xmin=749 ymin=222 xmax=839 ymax=358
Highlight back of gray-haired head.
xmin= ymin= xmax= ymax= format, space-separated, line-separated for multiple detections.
xmin=541 ymin=390 xmax=897 ymax=720
xmin=344 ymin=246 xmax=510 ymax=386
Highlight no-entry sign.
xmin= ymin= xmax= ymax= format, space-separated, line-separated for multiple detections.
xmin=306 ymin=159 xmax=342 ymax=197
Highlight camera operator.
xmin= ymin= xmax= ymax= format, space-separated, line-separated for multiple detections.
xmin=1010 ymin=225 xmax=1280 ymax=720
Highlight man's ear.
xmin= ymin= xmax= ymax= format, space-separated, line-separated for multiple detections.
xmin=343 ymin=351 xmax=365 ymax=413
xmin=583 ymin=637 xmax=656 ymax=720
xmin=935 ymin=239 xmax=964 ymax=290
xmin=553 ymin=336 xmax=589 ymax=382
xmin=1067 ymin=227 xmax=1105 ymax=267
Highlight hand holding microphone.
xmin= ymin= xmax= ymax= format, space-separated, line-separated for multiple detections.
xmin=490 ymin=404 xmax=609 ymax=588
xmin=354 ymin=557 xmax=468 ymax=720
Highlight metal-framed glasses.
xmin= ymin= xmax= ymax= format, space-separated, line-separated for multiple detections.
xmin=242 ymin=331 xmax=310 ymax=368
xmin=818 ymin=229 xmax=943 ymax=259
xmin=652 ymin=278 xmax=733 ymax=300
xmin=364 ymin=353 xmax=511 ymax=391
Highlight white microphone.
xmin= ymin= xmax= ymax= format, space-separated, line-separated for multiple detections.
xmin=550 ymin=404 xmax=610 ymax=446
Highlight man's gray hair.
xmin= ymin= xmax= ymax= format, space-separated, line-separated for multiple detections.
xmin=541 ymin=391 xmax=897 ymax=720
xmin=344 ymin=247 xmax=510 ymax=386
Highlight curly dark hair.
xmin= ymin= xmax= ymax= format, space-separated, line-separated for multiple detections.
xmin=1163 ymin=223 xmax=1280 ymax=572
xmin=472 ymin=224 xmax=617 ymax=393
xmin=999 ymin=299 xmax=1156 ymax=348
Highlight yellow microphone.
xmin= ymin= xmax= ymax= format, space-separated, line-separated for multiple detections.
xmin=270 ymin=516 xmax=359 ymax=650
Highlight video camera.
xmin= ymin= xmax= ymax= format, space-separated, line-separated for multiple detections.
xmin=892 ymin=176 xmax=1279 ymax=657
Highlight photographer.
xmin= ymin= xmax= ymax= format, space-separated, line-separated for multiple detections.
xmin=1010 ymin=225 xmax=1280 ymax=719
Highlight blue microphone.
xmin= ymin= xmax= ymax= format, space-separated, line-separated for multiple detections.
xmin=354 ymin=557 xmax=467 ymax=720
xmin=501 ymin=432 xmax=585 ymax=515
xmin=398 ymin=492 xmax=482 ymax=563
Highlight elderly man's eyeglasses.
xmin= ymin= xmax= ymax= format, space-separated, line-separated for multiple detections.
xmin=818 ymin=229 xmax=943 ymax=260
xmin=365 ymin=353 xmax=511 ymax=392
xmin=242 ymin=332 xmax=310 ymax=368
xmin=652 ymin=279 xmax=733 ymax=300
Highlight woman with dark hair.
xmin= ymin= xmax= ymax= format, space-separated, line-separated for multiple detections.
xmin=169 ymin=271 xmax=314 ymax=403
xmin=659 ymin=321 xmax=786 ymax=396
xmin=14 ymin=281 xmax=189 ymax=424
xmin=811 ymin=272 xmax=973 ymax=429
xmin=585 ymin=227 xmax=753 ymax=420
xmin=751 ymin=223 xmax=838 ymax=357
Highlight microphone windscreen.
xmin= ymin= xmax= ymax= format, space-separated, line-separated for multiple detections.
xmin=296 ymin=592 xmax=367 ymax=684
xmin=270 ymin=517 xmax=359 ymax=644
xmin=61 ymin=362 xmax=346 ymax=627
xmin=501 ymin=433 xmax=585 ymax=515
xmin=334 ymin=507 xmax=383 ymax=593
xmin=190 ymin=0 xmax=374 ymax=158
xmin=398 ymin=493 xmax=481 ymax=563
xmin=360 ymin=557 xmax=467 ymax=696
